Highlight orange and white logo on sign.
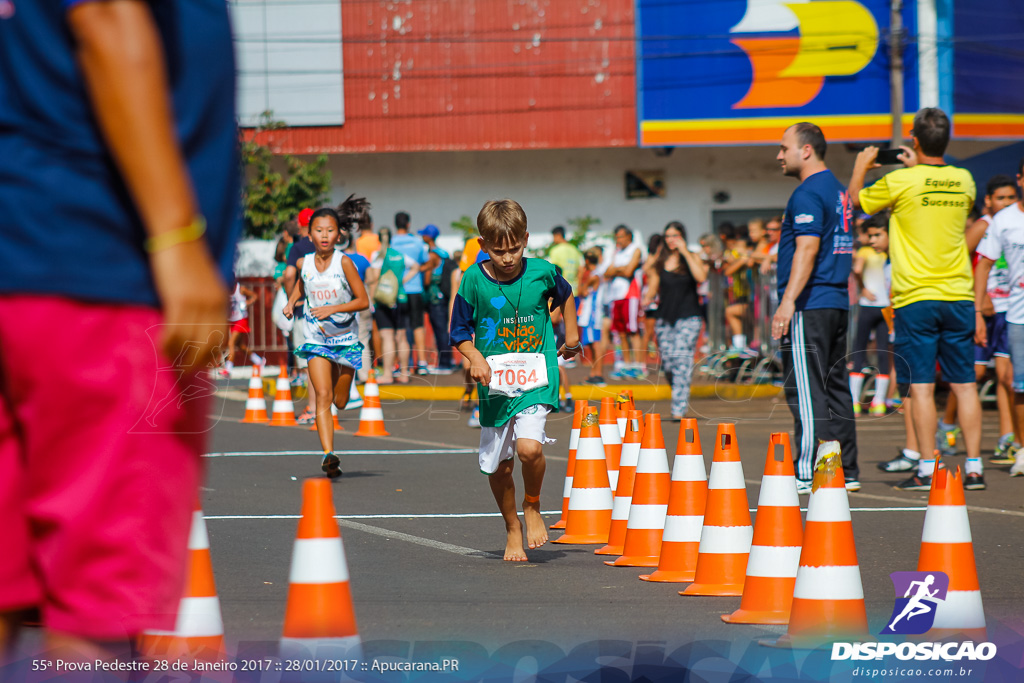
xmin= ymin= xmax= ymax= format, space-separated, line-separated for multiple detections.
xmin=730 ymin=0 xmax=879 ymax=109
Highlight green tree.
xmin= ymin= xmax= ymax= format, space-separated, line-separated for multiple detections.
xmin=566 ymin=214 xmax=601 ymax=249
xmin=451 ymin=215 xmax=477 ymax=241
xmin=240 ymin=113 xmax=332 ymax=239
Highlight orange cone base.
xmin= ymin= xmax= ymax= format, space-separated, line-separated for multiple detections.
xmin=594 ymin=544 xmax=623 ymax=556
xmin=354 ymin=425 xmax=389 ymax=436
xmin=270 ymin=416 xmax=297 ymax=427
xmin=242 ymin=415 xmax=268 ymax=424
xmin=137 ymin=635 xmax=225 ymax=662
xmin=722 ymin=608 xmax=790 ymax=625
xmin=639 ymin=569 xmax=696 ymax=583
xmin=549 ymin=520 xmax=566 ymax=530
xmin=553 ymin=533 xmax=608 ymax=545
xmin=606 ymin=555 xmax=658 ymax=567
xmin=680 ymin=582 xmax=744 ymax=597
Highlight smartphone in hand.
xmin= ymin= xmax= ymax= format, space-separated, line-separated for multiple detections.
xmin=876 ymin=148 xmax=904 ymax=165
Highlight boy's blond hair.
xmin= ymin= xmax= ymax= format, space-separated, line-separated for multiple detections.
xmin=477 ymin=199 xmax=527 ymax=245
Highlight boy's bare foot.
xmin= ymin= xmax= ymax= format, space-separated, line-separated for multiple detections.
xmin=522 ymin=496 xmax=548 ymax=550
xmin=504 ymin=520 xmax=527 ymax=561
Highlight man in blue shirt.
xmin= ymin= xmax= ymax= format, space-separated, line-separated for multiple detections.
xmin=391 ymin=211 xmax=430 ymax=374
xmin=771 ymin=123 xmax=859 ymax=492
xmin=0 ymin=0 xmax=238 ymax=656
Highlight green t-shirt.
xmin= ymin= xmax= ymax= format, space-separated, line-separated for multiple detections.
xmin=453 ymin=258 xmax=572 ymax=427
xmin=547 ymin=242 xmax=583 ymax=295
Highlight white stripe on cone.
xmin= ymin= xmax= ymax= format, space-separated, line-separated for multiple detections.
xmin=616 ymin=418 xmax=627 ymax=439
xmin=561 ymin=477 xmax=574 ymax=498
xmin=793 ymin=566 xmax=865 ymax=600
xmin=363 ymin=382 xmax=380 ymax=398
xmin=671 ymin=455 xmax=706 ymax=482
xmin=608 ymin=471 xmax=619 ymax=491
xmin=697 ymin=526 xmax=754 ymax=554
xmin=635 ymin=449 xmax=669 ymax=474
xmin=745 ymin=545 xmax=802 ymax=577
xmin=931 ymin=590 xmax=986 ymax=629
xmin=568 ymin=428 xmax=580 ymax=453
xmin=173 ymin=597 xmax=224 ymax=637
xmin=245 ymin=398 xmax=267 ymax=410
xmin=922 ymin=507 xmax=974 ymax=544
xmin=289 ymin=538 xmax=350 ymax=583
xmin=575 ymin=438 xmax=605 ymax=460
xmin=625 ymin=504 xmax=669 ymax=530
xmin=757 ymin=475 xmax=799 ymax=508
xmin=805 ymin=489 xmax=853 ymax=522
xmin=619 ymin=442 xmax=641 ymax=468
xmin=188 ymin=511 xmax=210 ymax=551
xmin=662 ymin=515 xmax=703 ymax=542
xmin=357 ymin=408 xmax=385 ymax=422
xmin=611 ymin=496 xmax=632 ymax=521
xmin=273 ymin=400 xmax=295 ymax=413
xmin=599 ymin=424 xmax=621 ymax=446
xmin=568 ymin=487 xmax=614 ymax=511
xmin=707 ymin=461 xmax=745 ymax=489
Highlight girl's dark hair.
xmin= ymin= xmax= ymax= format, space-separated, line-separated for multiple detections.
xmin=655 ymin=221 xmax=690 ymax=275
xmin=337 ymin=194 xmax=371 ymax=232
xmin=647 ymin=233 xmax=663 ymax=256
xmin=274 ymin=237 xmax=288 ymax=263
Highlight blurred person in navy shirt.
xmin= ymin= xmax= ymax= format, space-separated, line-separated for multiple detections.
xmin=771 ymin=122 xmax=859 ymax=492
xmin=0 ymin=0 xmax=239 ymax=660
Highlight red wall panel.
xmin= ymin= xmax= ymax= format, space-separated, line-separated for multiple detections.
xmin=248 ymin=0 xmax=637 ymax=154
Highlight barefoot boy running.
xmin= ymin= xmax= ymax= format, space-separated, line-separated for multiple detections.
xmin=450 ymin=200 xmax=582 ymax=561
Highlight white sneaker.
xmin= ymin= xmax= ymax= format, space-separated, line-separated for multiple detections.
xmin=1010 ymin=453 xmax=1024 ymax=477
xmin=249 ymin=353 xmax=266 ymax=366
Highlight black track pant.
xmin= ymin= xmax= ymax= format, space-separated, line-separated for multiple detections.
xmin=781 ymin=308 xmax=859 ymax=481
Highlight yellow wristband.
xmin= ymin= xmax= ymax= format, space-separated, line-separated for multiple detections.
xmin=144 ymin=216 xmax=207 ymax=253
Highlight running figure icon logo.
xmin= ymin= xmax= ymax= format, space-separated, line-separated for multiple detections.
xmin=881 ymin=571 xmax=950 ymax=635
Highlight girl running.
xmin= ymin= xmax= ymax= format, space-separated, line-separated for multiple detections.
xmin=283 ymin=204 xmax=370 ymax=478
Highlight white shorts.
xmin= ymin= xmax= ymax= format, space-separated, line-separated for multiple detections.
xmin=478 ymin=404 xmax=555 ymax=475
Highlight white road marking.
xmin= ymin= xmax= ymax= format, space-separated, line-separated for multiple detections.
xmin=337 ymin=520 xmax=498 ymax=558
xmin=203 ymin=449 xmax=477 ymax=457
xmin=202 ymin=507 xmax=922 ymax=522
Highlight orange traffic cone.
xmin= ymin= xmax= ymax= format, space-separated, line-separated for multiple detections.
xmin=138 ymin=502 xmax=225 ymax=661
xmin=309 ymin=404 xmax=344 ymax=432
xmin=917 ymin=461 xmax=986 ymax=641
xmin=241 ymin=365 xmax=269 ymax=423
xmin=598 ymin=397 xmax=622 ymax=491
xmin=723 ymin=433 xmax=803 ymax=624
xmin=353 ymin=376 xmax=389 ymax=437
xmin=607 ymin=413 xmax=670 ymax=567
xmin=269 ymin=366 xmax=298 ymax=427
xmin=553 ymin=408 xmax=613 ymax=544
xmin=763 ymin=441 xmax=869 ymax=648
xmin=680 ymin=423 xmax=753 ymax=596
xmin=281 ymin=479 xmax=361 ymax=659
xmin=596 ymin=410 xmax=643 ymax=555
xmin=551 ymin=400 xmax=587 ymax=530
xmin=640 ymin=418 xmax=707 ymax=583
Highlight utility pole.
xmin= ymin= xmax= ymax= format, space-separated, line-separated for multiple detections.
xmin=890 ymin=0 xmax=904 ymax=148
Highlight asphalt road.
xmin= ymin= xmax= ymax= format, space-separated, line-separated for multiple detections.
xmin=200 ymin=389 xmax=1024 ymax=667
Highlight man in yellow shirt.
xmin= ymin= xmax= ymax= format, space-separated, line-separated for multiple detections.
xmin=849 ymin=107 xmax=985 ymax=491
